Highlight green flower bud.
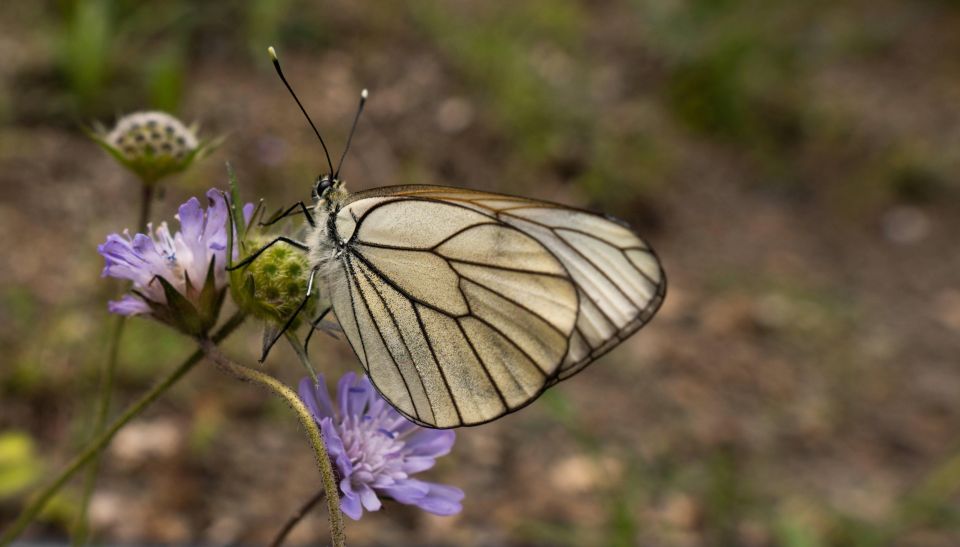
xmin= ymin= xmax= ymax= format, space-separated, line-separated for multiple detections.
xmin=234 ymin=236 xmax=315 ymax=327
xmin=90 ymin=111 xmax=220 ymax=184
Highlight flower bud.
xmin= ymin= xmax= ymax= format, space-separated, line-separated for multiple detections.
xmin=91 ymin=111 xmax=219 ymax=184
xmin=233 ymin=236 xmax=315 ymax=327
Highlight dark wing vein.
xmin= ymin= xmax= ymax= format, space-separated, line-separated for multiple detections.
xmin=347 ymin=197 xmax=501 ymax=246
xmin=554 ymin=229 xmax=641 ymax=309
xmin=454 ymin=319 xmax=511 ymax=410
xmin=349 ymin=249 xmax=460 ymax=317
xmin=346 ymin=255 xmax=420 ymax=420
xmin=447 ymin=257 xmax=568 ymax=278
xmin=453 ymin=270 xmax=568 ymax=338
xmin=618 ymin=249 xmax=659 ymax=288
xmin=496 ymin=210 xmax=643 ymax=327
xmin=342 ymin=257 xmax=369 ymax=366
xmin=355 ymin=261 xmax=437 ymax=424
xmin=412 ymin=304 xmax=465 ymax=425
xmin=457 ymin=279 xmax=549 ymax=378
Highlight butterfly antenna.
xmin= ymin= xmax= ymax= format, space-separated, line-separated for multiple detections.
xmin=335 ymin=88 xmax=368 ymax=178
xmin=268 ymin=46 xmax=334 ymax=175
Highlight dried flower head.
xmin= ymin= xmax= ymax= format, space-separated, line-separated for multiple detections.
xmin=91 ymin=111 xmax=219 ymax=184
xmin=299 ymin=373 xmax=464 ymax=520
xmin=98 ymin=188 xmax=250 ymax=335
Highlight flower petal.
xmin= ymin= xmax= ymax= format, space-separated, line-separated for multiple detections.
xmin=177 ymin=197 xmax=204 ymax=246
xmin=400 ymin=456 xmax=439 ymax=474
xmin=298 ymin=376 xmax=336 ymax=421
xmin=339 ymin=491 xmax=363 ymax=520
xmin=107 ymin=295 xmax=151 ymax=316
xmin=381 ymin=479 xmax=430 ymax=505
xmin=202 ymin=190 xmax=229 ymax=274
xmin=358 ymin=484 xmax=382 ymax=512
xmin=410 ymin=481 xmax=464 ymax=516
xmin=321 ymin=418 xmax=352 ymax=480
xmin=336 ymin=372 xmax=358 ymax=418
xmin=404 ymin=429 xmax=456 ymax=459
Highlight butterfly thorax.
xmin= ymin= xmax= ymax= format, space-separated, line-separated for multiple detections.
xmin=306 ymin=176 xmax=351 ymax=306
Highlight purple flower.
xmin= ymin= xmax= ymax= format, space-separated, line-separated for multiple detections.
xmin=98 ymin=189 xmax=252 ymax=330
xmin=299 ymin=373 xmax=464 ymax=520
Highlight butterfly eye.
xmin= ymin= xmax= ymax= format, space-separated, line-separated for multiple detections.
xmin=313 ymin=176 xmax=333 ymax=200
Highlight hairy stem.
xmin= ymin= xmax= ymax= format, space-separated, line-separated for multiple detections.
xmin=198 ymin=341 xmax=345 ymax=547
xmin=71 ymin=316 xmax=124 ymax=545
xmin=0 ymin=311 xmax=245 ymax=546
xmin=269 ymin=490 xmax=327 ymax=547
xmin=72 ymin=182 xmax=155 ymax=545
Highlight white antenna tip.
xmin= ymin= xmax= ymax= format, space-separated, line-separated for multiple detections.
xmin=361 ymin=89 xmax=369 ymax=99
xmin=267 ymin=46 xmax=277 ymax=60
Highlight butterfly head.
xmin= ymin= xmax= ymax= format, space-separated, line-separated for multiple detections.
xmin=313 ymin=174 xmax=347 ymax=209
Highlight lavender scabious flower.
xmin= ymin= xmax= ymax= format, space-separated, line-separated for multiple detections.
xmin=98 ymin=189 xmax=250 ymax=332
xmin=299 ymin=373 xmax=464 ymax=520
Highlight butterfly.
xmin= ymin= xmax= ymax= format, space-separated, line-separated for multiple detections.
xmin=238 ymin=48 xmax=667 ymax=428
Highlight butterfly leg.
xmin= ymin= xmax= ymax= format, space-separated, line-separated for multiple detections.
xmin=259 ymin=267 xmax=317 ymax=363
xmin=260 ymin=201 xmax=315 ymax=228
xmin=228 ymin=236 xmax=308 ymax=271
xmin=303 ymin=306 xmax=333 ymax=356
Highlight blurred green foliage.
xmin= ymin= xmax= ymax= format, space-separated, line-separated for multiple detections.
xmin=57 ymin=0 xmax=113 ymax=112
xmin=412 ymin=0 xmax=586 ymax=164
xmin=144 ymin=45 xmax=186 ymax=113
xmin=244 ymin=0 xmax=295 ymax=60
xmin=411 ymin=0 xmax=667 ymax=212
xmin=0 ymin=432 xmax=43 ymax=499
xmin=50 ymin=0 xmax=191 ymax=116
xmin=641 ymin=0 xmax=808 ymax=143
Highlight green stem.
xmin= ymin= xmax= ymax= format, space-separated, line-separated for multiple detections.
xmin=72 ymin=182 xmax=155 ymax=545
xmin=198 ymin=340 xmax=345 ymax=547
xmin=0 ymin=312 xmax=245 ymax=546
xmin=136 ymin=183 xmax=155 ymax=234
xmin=71 ymin=316 xmax=125 ymax=545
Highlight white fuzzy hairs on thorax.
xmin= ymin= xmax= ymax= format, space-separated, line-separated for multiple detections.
xmin=306 ymin=196 xmax=348 ymax=311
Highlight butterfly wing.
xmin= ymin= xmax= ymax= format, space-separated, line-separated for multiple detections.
xmin=344 ymin=186 xmax=667 ymax=385
xmin=326 ymin=194 xmax=580 ymax=427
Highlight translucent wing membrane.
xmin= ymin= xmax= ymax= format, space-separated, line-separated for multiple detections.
xmin=328 ymin=198 xmax=578 ymax=427
xmin=342 ymin=186 xmax=667 ymax=381
xmin=327 ymin=186 xmax=666 ymax=427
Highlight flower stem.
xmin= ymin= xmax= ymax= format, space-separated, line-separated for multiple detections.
xmin=198 ymin=341 xmax=345 ymax=547
xmin=71 ymin=316 xmax=125 ymax=545
xmin=269 ymin=490 xmax=327 ymax=547
xmin=0 ymin=311 xmax=245 ymax=546
xmin=136 ymin=183 xmax=155 ymax=234
xmin=72 ymin=182 xmax=156 ymax=545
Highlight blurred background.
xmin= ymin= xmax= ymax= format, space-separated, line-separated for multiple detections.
xmin=2 ymin=0 xmax=960 ymax=545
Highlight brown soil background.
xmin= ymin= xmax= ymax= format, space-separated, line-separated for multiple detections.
xmin=2 ymin=1 xmax=960 ymax=545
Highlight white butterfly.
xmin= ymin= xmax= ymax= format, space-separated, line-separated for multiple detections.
xmin=304 ymin=181 xmax=666 ymax=428
xmin=243 ymin=48 xmax=666 ymax=428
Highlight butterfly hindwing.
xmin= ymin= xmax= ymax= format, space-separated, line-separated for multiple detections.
xmin=327 ymin=196 xmax=579 ymax=427
xmin=342 ymin=186 xmax=667 ymax=386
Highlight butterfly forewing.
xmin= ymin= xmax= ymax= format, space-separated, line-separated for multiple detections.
xmin=327 ymin=196 xmax=579 ymax=427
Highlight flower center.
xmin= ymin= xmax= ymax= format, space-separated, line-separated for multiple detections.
xmin=338 ymin=412 xmax=406 ymax=485
xmin=155 ymin=222 xmax=178 ymax=263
